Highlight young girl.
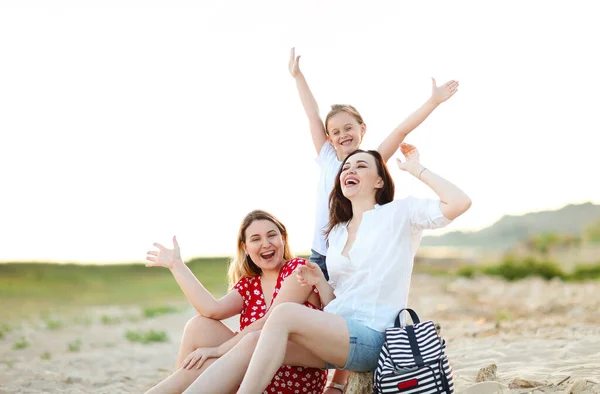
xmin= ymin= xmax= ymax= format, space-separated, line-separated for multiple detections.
xmin=144 ymin=210 xmax=327 ymax=394
xmin=181 ymin=143 xmax=471 ymax=393
xmin=288 ymin=48 xmax=459 ymax=282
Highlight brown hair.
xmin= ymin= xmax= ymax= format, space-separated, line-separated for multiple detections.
xmin=325 ymin=150 xmax=395 ymax=236
xmin=227 ymin=210 xmax=294 ymax=291
xmin=324 ymin=104 xmax=365 ymax=135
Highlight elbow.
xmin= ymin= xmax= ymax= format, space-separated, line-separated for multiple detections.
xmin=198 ymin=307 xmax=221 ymax=320
xmin=455 ymin=195 xmax=472 ymax=217
xmin=444 ymin=195 xmax=472 ymax=220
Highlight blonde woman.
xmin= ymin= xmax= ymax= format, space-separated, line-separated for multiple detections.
xmin=144 ymin=210 xmax=327 ymax=394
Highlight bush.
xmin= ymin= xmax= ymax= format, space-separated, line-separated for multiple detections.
xmin=569 ymin=263 xmax=600 ymax=281
xmin=457 ymin=265 xmax=476 ymax=278
xmin=481 ymin=256 xmax=565 ymax=281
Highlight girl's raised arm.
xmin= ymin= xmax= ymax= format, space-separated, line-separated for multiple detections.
xmin=289 ymin=48 xmax=328 ymax=154
xmin=377 ymin=78 xmax=459 ymax=162
xmin=145 ymin=236 xmax=243 ymax=320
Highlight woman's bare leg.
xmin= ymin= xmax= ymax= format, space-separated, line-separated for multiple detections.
xmin=145 ymin=315 xmax=235 ymax=394
xmin=183 ymin=328 xmax=329 ymax=393
xmin=237 ymin=303 xmax=350 ymax=394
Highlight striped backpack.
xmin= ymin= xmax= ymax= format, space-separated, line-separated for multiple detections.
xmin=373 ymin=308 xmax=454 ymax=394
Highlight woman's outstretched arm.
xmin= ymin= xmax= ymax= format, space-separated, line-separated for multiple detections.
xmin=396 ymin=143 xmax=472 ymax=220
xmin=289 ymin=47 xmax=328 ymax=154
xmin=377 ymin=78 xmax=459 ymax=162
xmin=146 ymin=236 xmax=243 ymax=320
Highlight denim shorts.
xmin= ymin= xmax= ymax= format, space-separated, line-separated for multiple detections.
xmin=325 ymin=317 xmax=385 ymax=372
xmin=309 ymin=249 xmax=329 ymax=281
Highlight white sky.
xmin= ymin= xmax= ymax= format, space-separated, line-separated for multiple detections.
xmin=1 ymin=1 xmax=599 ymax=263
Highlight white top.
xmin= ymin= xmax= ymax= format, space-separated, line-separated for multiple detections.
xmin=323 ymin=197 xmax=452 ymax=332
xmin=311 ymin=141 xmax=342 ymax=256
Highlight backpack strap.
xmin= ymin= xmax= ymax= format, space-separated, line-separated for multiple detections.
xmin=394 ymin=308 xmax=421 ymax=328
xmin=405 ymin=325 xmax=424 ymax=367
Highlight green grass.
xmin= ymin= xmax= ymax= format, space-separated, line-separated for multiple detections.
xmin=12 ymin=336 xmax=29 ymax=350
xmin=40 ymin=352 xmax=51 ymax=360
xmin=143 ymin=305 xmax=181 ymax=318
xmin=100 ymin=315 xmax=122 ymax=325
xmin=0 ymin=257 xmax=229 ymax=320
xmin=125 ymin=329 xmax=168 ymax=344
xmin=45 ymin=318 xmax=64 ymax=331
xmin=68 ymin=339 xmax=82 ymax=352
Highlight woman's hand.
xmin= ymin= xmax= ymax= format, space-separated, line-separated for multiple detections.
xmin=396 ymin=143 xmax=424 ymax=176
xmin=431 ymin=78 xmax=459 ymax=105
xmin=295 ymin=261 xmax=325 ymax=287
xmin=145 ymin=236 xmax=183 ymax=270
xmin=180 ymin=347 xmax=221 ymax=370
xmin=288 ymin=47 xmax=302 ymax=78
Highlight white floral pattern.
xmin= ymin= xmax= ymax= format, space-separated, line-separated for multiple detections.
xmin=233 ymin=258 xmax=327 ymax=394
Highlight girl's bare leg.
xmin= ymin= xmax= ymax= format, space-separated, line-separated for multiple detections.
xmin=145 ymin=315 xmax=235 ymax=394
xmin=237 ymin=303 xmax=350 ymax=394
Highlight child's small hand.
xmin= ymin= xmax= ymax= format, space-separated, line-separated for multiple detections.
xmin=295 ymin=261 xmax=324 ymax=287
xmin=431 ymin=78 xmax=459 ymax=104
xmin=288 ymin=47 xmax=302 ymax=78
xmin=396 ymin=143 xmax=422 ymax=173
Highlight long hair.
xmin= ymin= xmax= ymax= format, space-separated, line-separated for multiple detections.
xmin=325 ymin=150 xmax=395 ymax=236
xmin=227 ymin=210 xmax=294 ymax=291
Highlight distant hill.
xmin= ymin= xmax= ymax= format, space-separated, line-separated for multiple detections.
xmin=421 ymin=202 xmax=600 ymax=250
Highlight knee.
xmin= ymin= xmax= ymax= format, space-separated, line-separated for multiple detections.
xmin=266 ymin=302 xmax=302 ymax=327
xmin=183 ymin=315 xmax=217 ymax=337
xmin=238 ymin=331 xmax=261 ymax=349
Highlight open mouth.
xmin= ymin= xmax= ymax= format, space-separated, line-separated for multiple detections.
xmin=344 ymin=177 xmax=359 ymax=187
xmin=260 ymin=251 xmax=276 ymax=260
xmin=340 ymin=138 xmax=353 ymax=146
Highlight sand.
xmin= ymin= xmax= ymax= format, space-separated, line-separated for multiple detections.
xmin=1 ymin=274 xmax=599 ymax=393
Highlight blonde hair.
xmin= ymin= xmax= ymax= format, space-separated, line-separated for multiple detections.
xmin=324 ymin=104 xmax=365 ymax=135
xmin=227 ymin=210 xmax=294 ymax=291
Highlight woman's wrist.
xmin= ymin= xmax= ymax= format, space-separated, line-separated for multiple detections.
xmin=169 ymin=258 xmax=186 ymax=271
xmin=408 ymin=163 xmax=426 ymax=178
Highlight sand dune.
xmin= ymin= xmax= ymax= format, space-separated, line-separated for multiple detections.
xmin=1 ymin=275 xmax=599 ymax=393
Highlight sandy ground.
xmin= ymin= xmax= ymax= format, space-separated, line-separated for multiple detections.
xmin=1 ymin=274 xmax=599 ymax=393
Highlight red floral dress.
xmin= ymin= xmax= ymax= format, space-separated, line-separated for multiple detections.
xmin=233 ymin=258 xmax=328 ymax=394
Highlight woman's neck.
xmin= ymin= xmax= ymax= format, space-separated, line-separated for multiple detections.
xmin=260 ymin=262 xmax=284 ymax=280
xmin=350 ymin=197 xmax=377 ymax=223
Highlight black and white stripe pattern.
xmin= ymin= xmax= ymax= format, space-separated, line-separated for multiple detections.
xmin=373 ymin=309 xmax=454 ymax=393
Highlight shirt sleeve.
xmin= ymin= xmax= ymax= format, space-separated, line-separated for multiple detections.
xmin=315 ymin=141 xmax=337 ymax=169
xmin=233 ymin=277 xmax=247 ymax=299
xmin=404 ymin=196 xmax=453 ymax=231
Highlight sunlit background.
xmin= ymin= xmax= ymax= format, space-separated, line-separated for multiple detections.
xmin=1 ymin=0 xmax=598 ymax=263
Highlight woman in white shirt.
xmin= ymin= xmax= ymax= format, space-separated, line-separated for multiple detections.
xmin=183 ymin=143 xmax=471 ymax=393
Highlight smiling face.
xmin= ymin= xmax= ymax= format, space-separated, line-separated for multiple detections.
xmin=340 ymin=152 xmax=384 ymax=200
xmin=326 ymin=111 xmax=366 ymax=159
xmin=243 ymin=219 xmax=285 ymax=272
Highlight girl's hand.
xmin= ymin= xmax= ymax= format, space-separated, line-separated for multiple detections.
xmin=295 ymin=261 xmax=325 ymax=287
xmin=431 ymin=78 xmax=459 ymax=105
xmin=181 ymin=347 xmax=221 ymax=370
xmin=288 ymin=47 xmax=302 ymax=78
xmin=396 ymin=143 xmax=422 ymax=174
xmin=145 ymin=236 xmax=183 ymax=270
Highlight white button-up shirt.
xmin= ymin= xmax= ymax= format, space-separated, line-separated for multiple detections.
xmin=323 ymin=197 xmax=452 ymax=332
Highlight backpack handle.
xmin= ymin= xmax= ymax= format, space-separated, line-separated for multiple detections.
xmin=394 ymin=308 xmax=421 ymax=327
